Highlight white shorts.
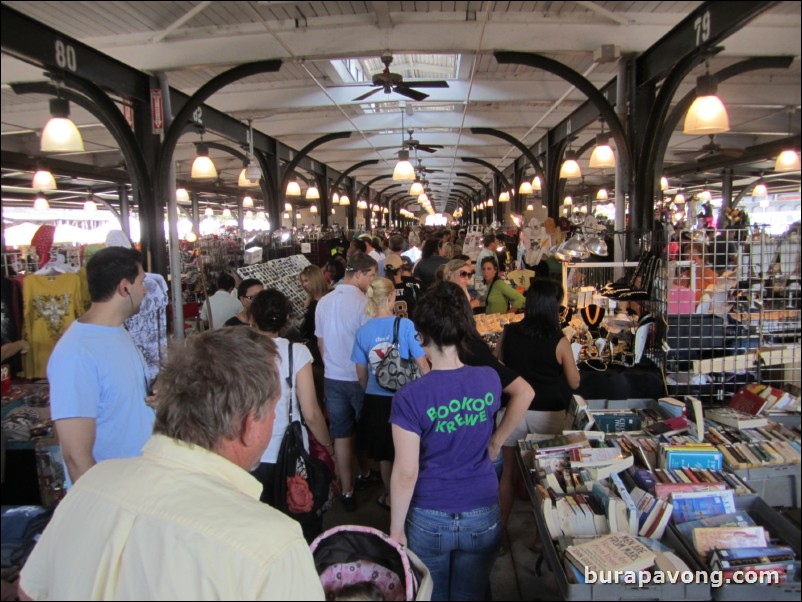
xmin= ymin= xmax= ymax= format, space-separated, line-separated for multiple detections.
xmin=496 ymin=409 xmax=568 ymax=447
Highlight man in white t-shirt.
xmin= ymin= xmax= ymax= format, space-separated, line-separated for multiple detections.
xmin=402 ymin=231 xmax=422 ymax=265
xmin=200 ymin=272 xmax=243 ymax=329
xmin=359 ymin=234 xmax=384 ymax=277
xmin=315 ymin=252 xmax=377 ymax=511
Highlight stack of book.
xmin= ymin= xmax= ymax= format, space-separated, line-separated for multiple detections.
xmin=659 ymin=443 xmax=724 ymax=471
xmin=564 ymin=533 xmax=656 ymax=576
xmin=730 ymin=383 xmax=800 ymax=415
xmin=705 ymin=422 xmax=800 ymax=469
xmin=673 ymin=504 xmax=798 ymax=583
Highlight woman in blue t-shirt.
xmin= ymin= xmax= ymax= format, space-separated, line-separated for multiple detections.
xmin=389 ymin=282 xmax=528 ymax=601
xmin=352 ymin=278 xmax=428 ymax=510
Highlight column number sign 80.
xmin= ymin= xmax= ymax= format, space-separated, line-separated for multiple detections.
xmin=55 ymin=40 xmax=77 ymax=72
xmin=694 ymin=11 xmax=711 ymax=46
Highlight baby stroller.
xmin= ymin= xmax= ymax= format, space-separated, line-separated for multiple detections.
xmin=311 ymin=525 xmax=432 ymax=601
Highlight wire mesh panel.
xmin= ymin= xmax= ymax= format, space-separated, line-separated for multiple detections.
xmin=664 ymin=226 xmax=801 ymax=404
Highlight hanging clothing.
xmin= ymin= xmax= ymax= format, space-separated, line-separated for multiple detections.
xmin=123 ymin=273 xmax=168 ymax=386
xmin=23 ymin=273 xmax=86 ymax=379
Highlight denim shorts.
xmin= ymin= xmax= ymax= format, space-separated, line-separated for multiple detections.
xmin=324 ymin=378 xmax=365 ymax=438
xmin=405 ymin=504 xmax=501 ymax=601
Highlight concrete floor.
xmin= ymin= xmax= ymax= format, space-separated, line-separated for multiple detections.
xmin=322 ymin=481 xmax=564 ymax=601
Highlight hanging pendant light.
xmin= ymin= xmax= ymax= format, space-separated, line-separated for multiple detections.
xmin=176 ymin=188 xmax=190 ymax=203
xmin=526 ymin=203 xmax=535 ymax=211
xmin=588 ymin=124 xmax=616 ymax=169
xmin=222 ymin=207 xmax=232 ymax=218
xmin=499 ymin=191 xmax=510 ymax=203
xmin=674 ymin=192 xmax=686 ymax=204
xmin=32 ymin=169 xmax=57 ymax=191
xmin=191 ymin=143 xmax=217 ymax=179
xmin=283 ymin=211 xmax=290 ymax=220
xmin=409 ymin=180 xmax=424 ymax=196
xmin=204 ymin=206 xmax=214 ymax=217
xmin=242 ymin=119 xmax=262 ymax=183
xmin=331 ymin=207 xmax=337 ymax=215
xmin=596 ymin=188 xmax=609 ymax=201
xmin=532 ymin=176 xmax=542 ymax=191
xmin=238 ymin=167 xmax=259 ymax=188
xmin=340 ymin=194 xmax=350 ymax=206
xmin=284 ymin=202 xmax=293 ymax=212
xmin=256 ymin=211 xmax=266 ymax=220
xmin=245 ymin=210 xmax=254 ymax=219
xmin=560 ymin=150 xmax=581 ymax=179
xmin=564 ymin=195 xmax=573 ymax=206
xmin=41 ymin=98 xmax=84 ymax=152
xmin=33 ymin=196 xmax=50 ymax=211
xmin=684 ymin=70 xmax=730 ymax=135
xmin=519 ymin=180 xmax=533 ymax=195
xmin=332 ymin=192 xmax=340 ymax=205
xmin=753 ymin=182 xmax=768 ymax=197
xmin=296 ymin=211 xmax=302 ymax=219
xmin=310 ymin=204 xmax=318 ymax=214
xmin=242 ymin=195 xmax=254 ymax=208
xmin=84 ymin=199 xmax=97 ymax=213
xmin=185 ymin=231 xmax=198 ymax=243
xmin=392 ymin=150 xmax=416 ymax=181
xmin=286 ymin=178 xmax=301 ymax=197
xmin=660 ymin=176 xmax=669 ymax=191
xmin=487 ymin=198 xmax=494 ymax=207
xmin=357 ymin=200 xmax=368 ymax=210
xmin=775 ymin=150 xmax=801 ymax=172
xmin=306 ymin=185 xmax=320 ymax=200
xmin=417 ymin=193 xmax=429 ymax=204
xmin=697 ymin=189 xmax=712 ymax=201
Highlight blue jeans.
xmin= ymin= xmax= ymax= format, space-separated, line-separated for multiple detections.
xmin=406 ymin=504 xmax=501 ymax=601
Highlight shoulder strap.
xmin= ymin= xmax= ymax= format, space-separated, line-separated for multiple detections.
xmin=392 ymin=315 xmax=402 ymax=346
xmin=486 ymin=277 xmax=498 ymax=300
xmin=286 ymin=342 xmax=294 ymax=422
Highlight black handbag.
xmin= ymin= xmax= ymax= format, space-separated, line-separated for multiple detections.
xmin=375 ymin=316 xmax=423 ymax=392
xmin=273 ymin=344 xmax=332 ymax=521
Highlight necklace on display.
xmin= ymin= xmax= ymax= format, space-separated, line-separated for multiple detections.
xmin=580 ymin=304 xmax=605 ymax=328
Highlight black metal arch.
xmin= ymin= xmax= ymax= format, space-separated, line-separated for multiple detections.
xmin=157 ymin=60 xmax=282 ymax=219
xmin=358 ymin=174 xmax=395 ymax=199
xmin=460 ymin=158 xmax=511 ymax=192
xmin=331 ymin=160 xmax=380 ymax=193
xmin=280 ymin=131 xmax=352 ymax=193
xmin=655 ymin=56 xmax=794 ymax=202
xmin=456 ymin=172 xmax=494 ymax=199
xmin=470 ymin=127 xmax=547 ymax=196
xmin=494 ymin=52 xmax=631 ymax=193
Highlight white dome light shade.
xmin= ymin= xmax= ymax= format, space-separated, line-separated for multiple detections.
xmin=487 ymin=198 xmax=494 ymax=207
xmin=519 ymin=181 xmax=533 ymax=195
xmin=560 ymin=151 xmax=581 ymax=179
xmin=332 ymin=192 xmax=340 ymax=205
xmin=185 ymin=231 xmax=198 ymax=243
xmin=392 ymin=150 xmax=416 ymax=181
xmin=296 ymin=211 xmax=302 ymax=219
xmin=775 ymin=150 xmax=801 ymax=172
xmin=357 ymin=200 xmax=368 ymax=209
xmin=331 ymin=208 xmax=337 ymax=215
xmin=417 ymin=193 xmax=429 ymax=204
xmin=532 ymin=176 xmax=542 ymax=191
xmin=674 ymin=193 xmax=686 ymax=204
xmin=306 ymin=186 xmax=320 ymax=200
xmin=286 ymin=180 xmax=301 ymax=196
xmin=176 ymin=188 xmax=190 ymax=203
xmin=697 ymin=189 xmax=712 ymax=201
xmin=339 ymin=194 xmax=350 ymax=206
xmin=499 ymin=191 xmax=510 ymax=202
xmin=245 ymin=210 xmax=254 ymax=219
xmin=752 ymin=183 xmax=768 ymax=197
xmin=596 ymin=188 xmax=609 ymax=201
xmin=256 ymin=211 xmax=266 ymax=220
xmin=283 ymin=211 xmax=290 ymax=219
xmin=660 ymin=177 xmax=669 ymax=191
xmin=526 ymin=203 xmax=534 ymax=211
xmin=41 ymin=99 xmax=84 ymax=152
xmin=33 ymin=170 xmax=57 ymax=191
xmin=83 ymin=200 xmax=97 ymax=212
xmin=222 ymin=208 xmax=232 ymax=218
xmin=242 ymin=195 xmax=254 ymax=208
xmin=284 ymin=202 xmax=293 ymax=212
xmin=588 ymin=134 xmax=616 ymax=169
xmin=563 ymin=195 xmax=573 ymax=206
xmin=310 ymin=204 xmax=318 ymax=214
xmin=410 ymin=181 xmax=424 ymax=196
xmin=204 ymin=206 xmax=214 ymax=217
xmin=684 ymin=75 xmax=729 ymax=135
xmin=33 ymin=197 xmax=50 ymax=211
xmin=191 ymin=143 xmax=217 ymax=179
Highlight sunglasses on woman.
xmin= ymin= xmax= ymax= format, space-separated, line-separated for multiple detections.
xmin=459 ymin=270 xmax=475 ymax=278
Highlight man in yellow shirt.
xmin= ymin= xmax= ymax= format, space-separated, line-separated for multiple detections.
xmin=20 ymin=328 xmax=324 ymax=601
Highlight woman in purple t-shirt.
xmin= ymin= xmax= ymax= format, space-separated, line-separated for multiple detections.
xmin=389 ymin=282 xmax=526 ymax=601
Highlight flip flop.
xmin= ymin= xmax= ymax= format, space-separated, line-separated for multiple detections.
xmin=376 ymin=494 xmax=391 ymax=510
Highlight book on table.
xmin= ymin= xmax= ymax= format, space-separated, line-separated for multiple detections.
xmin=691 ymin=526 xmax=768 ymax=561
xmin=670 ymin=489 xmax=736 ymax=524
xmin=565 ymin=532 xmax=656 ymax=574
xmin=706 ymin=408 xmax=769 ymax=430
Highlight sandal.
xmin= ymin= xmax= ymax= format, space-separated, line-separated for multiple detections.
xmin=376 ymin=494 xmax=391 ymax=510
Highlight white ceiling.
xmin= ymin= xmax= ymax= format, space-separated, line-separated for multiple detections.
xmin=1 ymin=1 xmax=800 ymax=215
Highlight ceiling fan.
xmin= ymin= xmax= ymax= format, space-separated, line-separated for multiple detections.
xmin=404 ymin=129 xmax=444 ymax=154
xmin=352 ymin=53 xmax=449 ymax=102
xmin=674 ymin=135 xmax=744 ymax=161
